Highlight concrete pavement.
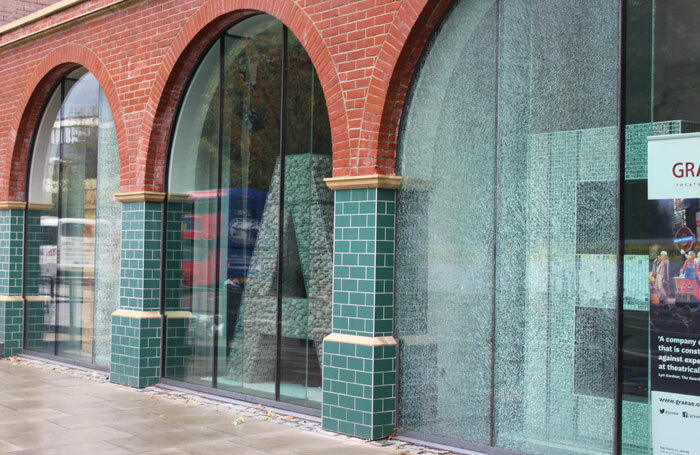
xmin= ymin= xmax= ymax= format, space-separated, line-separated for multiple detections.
xmin=0 ymin=357 xmax=453 ymax=455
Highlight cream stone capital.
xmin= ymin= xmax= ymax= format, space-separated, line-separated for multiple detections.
xmin=165 ymin=311 xmax=195 ymax=319
xmin=0 ymin=201 xmax=27 ymax=210
xmin=0 ymin=295 xmax=24 ymax=302
xmin=113 ymin=191 xmax=166 ymax=203
xmin=25 ymin=295 xmax=52 ymax=302
xmin=324 ymin=174 xmax=402 ymax=191
xmin=112 ymin=309 xmax=161 ymax=319
xmin=167 ymin=193 xmax=192 ymax=203
xmin=323 ymin=332 xmax=397 ymax=347
xmin=27 ymin=202 xmax=54 ymax=211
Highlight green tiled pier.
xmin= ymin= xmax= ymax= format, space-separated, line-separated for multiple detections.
xmin=321 ymin=176 xmax=400 ymax=440
xmin=0 ymin=202 xmax=25 ymax=357
xmin=110 ymin=194 xmax=164 ymax=387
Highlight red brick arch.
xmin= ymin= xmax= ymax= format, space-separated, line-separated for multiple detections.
xmin=132 ymin=0 xmax=346 ymax=193
xmin=357 ymin=0 xmax=454 ymax=176
xmin=4 ymin=43 xmax=125 ymax=201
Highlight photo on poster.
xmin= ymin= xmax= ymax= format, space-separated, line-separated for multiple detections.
xmin=648 ymin=134 xmax=700 ymax=455
xmin=648 ymin=199 xmax=700 ymax=455
xmin=649 ymin=198 xmax=700 ymax=397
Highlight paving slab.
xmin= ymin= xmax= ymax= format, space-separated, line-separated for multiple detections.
xmin=0 ymin=357 xmax=457 ymax=455
xmin=6 ymin=440 xmax=130 ymax=455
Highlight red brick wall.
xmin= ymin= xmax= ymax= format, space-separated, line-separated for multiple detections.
xmin=0 ymin=0 xmax=61 ymax=26
xmin=0 ymin=0 xmax=452 ymax=200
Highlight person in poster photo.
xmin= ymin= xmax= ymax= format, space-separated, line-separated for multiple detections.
xmin=680 ymin=250 xmax=700 ymax=281
xmin=653 ymin=250 xmax=670 ymax=299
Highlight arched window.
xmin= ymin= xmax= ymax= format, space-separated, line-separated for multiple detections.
xmin=25 ymin=67 xmax=121 ymax=367
xmin=395 ymin=0 xmax=620 ymax=453
xmin=164 ymin=14 xmax=333 ymax=410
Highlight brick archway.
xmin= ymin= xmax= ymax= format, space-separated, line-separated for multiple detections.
xmin=3 ymin=43 xmax=125 ymax=201
xmin=131 ymin=0 xmax=346 ymax=193
xmin=356 ymin=0 xmax=454 ymax=177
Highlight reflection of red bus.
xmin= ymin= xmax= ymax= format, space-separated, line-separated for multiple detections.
xmin=180 ymin=188 xmax=267 ymax=287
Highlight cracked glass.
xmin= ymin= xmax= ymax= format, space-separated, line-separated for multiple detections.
xmin=396 ymin=0 xmax=621 ymax=453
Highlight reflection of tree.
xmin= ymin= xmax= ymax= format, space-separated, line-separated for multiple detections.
xmin=223 ymin=26 xmax=282 ymax=192
xmin=192 ymin=23 xmax=332 ymax=193
xmin=63 ymin=117 xmax=98 ymax=180
xmin=286 ymin=37 xmax=332 ymax=160
xmin=195 ymin=92 xmax=219 ymax=191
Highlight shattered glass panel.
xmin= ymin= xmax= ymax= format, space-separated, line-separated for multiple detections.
xmin=397 ymin=0 xmax=620 ymax=453
xmin=396 ymin=0 xmax=498 ymax=445
xmin=623 ymin=255 xmax=649 ymax=311
xmin=574 ymin=307 xmax=616 ymax=398
xmin=93 ymin=89 xmax=121 ymax=368
xmin=496 ymin=1 xmax=619 ymax=452
xmin=576 ymin=181 xmax=618 ymax=255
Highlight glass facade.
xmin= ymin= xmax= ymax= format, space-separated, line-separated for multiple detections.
xmin=621 ymin=1 xmax=700 ymax=454
xmin=25 ymin=67 xmax=121 ymax=368
xmin=164 ymin=14 xmax=333 ymax=409
xmin=8 ymin=1 xmax=700 ymax=452
xmin=396 ymin=0 xmax=621 ymax=453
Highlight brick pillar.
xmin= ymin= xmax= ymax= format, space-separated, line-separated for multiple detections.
xmin=0 ymin=202 xmax=26 ymax=357
xmin=321 ymin=176 xmax=401 ymax=440
xmin=110 ymin=193 xmax=164 ymax=387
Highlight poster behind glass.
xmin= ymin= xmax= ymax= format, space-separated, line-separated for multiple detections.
xmin=648 ymin=137 xmax=700 ymax=455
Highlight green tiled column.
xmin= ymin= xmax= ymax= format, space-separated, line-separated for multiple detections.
xmin=322 ymin=177 xmax=400 ymax=440
xmin=111 ymin=309 xmax=161 ymax=387
xmin=110 ymin=195 xmax=164 ymax=387
xmin=24 ymin=206 xmax=52 ymax=351
xmin=0 ymin=297 xmax=23 ymax=357
xmin=0 ymin=203 xmax=26 ymax=357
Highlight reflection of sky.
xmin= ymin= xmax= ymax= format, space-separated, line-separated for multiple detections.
xmin=63 ymin=72 xmax=99 ymax=119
